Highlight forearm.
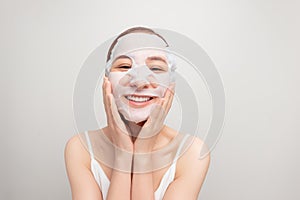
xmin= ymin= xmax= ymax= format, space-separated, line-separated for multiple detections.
xmin=106 ymin=170 xmax=131 ymax=200
xmin=131 ymin=173 xmax=155 ymax=200
xmin=106 ymin=152 xmax=133 ymax=200
xmin=131 ymin=155 xmax=155 ymax=200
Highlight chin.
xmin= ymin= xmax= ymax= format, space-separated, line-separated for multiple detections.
xmin=119 ymin=111 xmax=148 ymax=126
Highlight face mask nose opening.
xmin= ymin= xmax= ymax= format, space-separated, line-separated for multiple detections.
xmin=125 ymin=65 xmax=158 ymax=90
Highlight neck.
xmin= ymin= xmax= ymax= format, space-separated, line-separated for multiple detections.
xmin=126 ymin=120 xmax=144 ymax=138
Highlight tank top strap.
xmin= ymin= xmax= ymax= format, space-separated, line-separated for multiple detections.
xmin=154 ymin=134 xmax=191 ymax=200
xmin=84 ymin=131 xmax=110 ymax=199
xmin=84 ymin=130 xmax=95 ymax=159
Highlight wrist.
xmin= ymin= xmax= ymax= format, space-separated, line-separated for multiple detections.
xmin=113 ymin=147 xmax=133 ymax=173
xmin=134 ymin=139 xmax=155 ymax=153
xmin=132 ymin=153 xmax=153 ymax=173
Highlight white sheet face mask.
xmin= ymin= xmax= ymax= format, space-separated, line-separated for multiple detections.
xmin=106 ymin=33 xmax=176 ymax=123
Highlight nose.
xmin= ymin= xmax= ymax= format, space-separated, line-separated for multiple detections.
xmin=130 ymin=74 xmax=159 ymax=90
xmin=119 ymin=66 xmax=158 ymax=90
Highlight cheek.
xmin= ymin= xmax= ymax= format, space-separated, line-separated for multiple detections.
xmin=108 ymin=72 xmax=126 ymax=92
xmin=154 ymin=73 xmax=172 ymax=88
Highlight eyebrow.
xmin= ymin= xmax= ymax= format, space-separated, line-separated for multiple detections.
xmin=147 ymin=56 xmax=168 ymax=64
xmin=114 ymin=55 xmax=131 ymax=60
xmin=111 ymin=55 xmax=132 ymax=67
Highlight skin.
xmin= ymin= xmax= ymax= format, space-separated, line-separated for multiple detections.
xmin=65 ymin=49 xmax=211 ymax=200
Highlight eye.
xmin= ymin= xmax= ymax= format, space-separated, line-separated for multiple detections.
xmin=111 ymin=63 xmax=132 ymax=72
xmin=146 ymin=58 xmax=168 ymax=73
xmin=118 ymin=65 xmax=131 ymax=69
xmin=149 ymin=66 xmax=164 ymax=72
xmin=110 ymin=56 xmax=132 ymax=72
xmin=148 ymin=64 xmax=168 ymax=73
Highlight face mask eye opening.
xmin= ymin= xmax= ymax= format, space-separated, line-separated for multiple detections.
xmin=110 ymin=55 xmax=133 ymax=72
xmin=146 ymin=63 xmax=169 ymax=73
xmin=142 ymin=54 xmax=169 ymax=73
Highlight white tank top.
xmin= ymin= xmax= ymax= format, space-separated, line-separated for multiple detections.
xmin=84 ymin=131 xmax=189 ymax=200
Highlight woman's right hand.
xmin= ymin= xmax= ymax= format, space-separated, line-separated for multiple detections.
xmin=102 ymin=76 xmax=134 ymax=154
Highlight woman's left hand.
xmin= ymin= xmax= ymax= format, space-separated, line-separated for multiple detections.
xmin=134 ymin=83 xmax=175 ymax=153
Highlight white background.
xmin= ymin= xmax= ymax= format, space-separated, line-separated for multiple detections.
xmin=1 ymin=0 xmax=299 ymax=199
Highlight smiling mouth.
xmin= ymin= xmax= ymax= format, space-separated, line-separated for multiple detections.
xmin=125 ymin=95 xmax=155 ymax=103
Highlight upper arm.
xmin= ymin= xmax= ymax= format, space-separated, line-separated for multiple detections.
xmin=162 ymin=137 xmax=211 ymax=200
xmin=64 ymin=135 xmax=103 ymax=200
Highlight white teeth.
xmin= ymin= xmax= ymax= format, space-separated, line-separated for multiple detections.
xmin=126 ymin=95 xmax=151 ymax=102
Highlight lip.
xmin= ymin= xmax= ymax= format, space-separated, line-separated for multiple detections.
xmin=122 ymin=94 xmax=158 ymax=108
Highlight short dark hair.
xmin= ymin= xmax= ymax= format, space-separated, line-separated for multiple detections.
xmin=106 ymin=26 xmax=169 ymax=62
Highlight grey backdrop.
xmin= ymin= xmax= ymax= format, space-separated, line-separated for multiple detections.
xmin=1 ymin=0 xmax=299 ymax=199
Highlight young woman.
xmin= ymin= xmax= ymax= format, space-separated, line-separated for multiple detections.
xmin=65 ymin=27 xmax=210 ymax=200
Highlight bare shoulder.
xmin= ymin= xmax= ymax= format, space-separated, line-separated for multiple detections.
xmin=176 ymin=135 xmax=211 ymax=178
xmin=64 ymin=133 xmax=103 ymax=199
xmin=161 ymin=128 xmax=211 ymax=199
xmin=65 ymin=134 xmax=85 ymax=156
xmin=64 ymin=134 xmax=90 ymax=169
xmin=163 ymin=126 xmax=211 ymax=176
xmin=65 ymin=134 xmax=83 ymax=150
xmin=184 ymin=136 xmax=210 ymax=160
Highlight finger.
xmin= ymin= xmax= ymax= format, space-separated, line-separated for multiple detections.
xmin=164 ymin=83 xmax=175 ymax=101
xmin=102 ymin=78 xmax=115 ymax=125
xmin=141 ymin=100 xmax=161 ymax=133
xmin=143 ymin=99 xmax=164 ymax=131
xmin=102 ymin=77 xmax=109 ymax=102
xmin=105 ymin=94 xmax=114 ymax=125
xmin=102 ymin=76 xmax=107 ymax=90
xmin=162 ymin=84 xmax=175 ymax=113
xmin=109 ymin=94 xmax=127 ymax=133
xmin=103 ymin=78 xmax=113 ymax=110
xmin=157 ymin=98 xmax=167 ymax=123
xmin=105 ymin=78 xmax=112 ymax=96
xmin=167 ymin=83 xmax=175 ymax=100
xmin=102 ymin=77 xmax=106 ymax=98
xmin=166 ymin=87 xmax=174 ymax=112
xmin=102 ymin=77 xmax=110 ymax=98
xmin=103 ymin=80 xmax=110 ymax=113
xmin=149 ymin=99 xmax=164 ymax=123
xmin=152 ymin=99 xmax=165 ymax=136
xmin=102 ymin=78 xmax=108 ymax=106
xmin=156 ymin=85 xmax=174 ymax=123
